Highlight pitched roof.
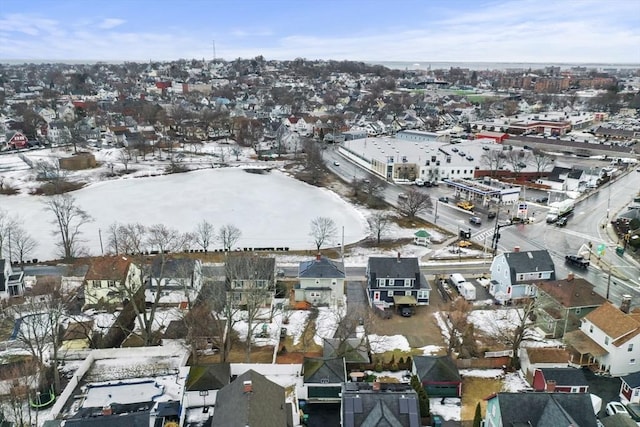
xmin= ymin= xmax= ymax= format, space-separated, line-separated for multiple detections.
xmin=503 ymin=250 xmax=556 ymax=282
xmin=584 ymin=302 xmax=640 ymax=343
xmin=211 ymin=369 xmax=287 ymax=427
xmin=525 ymin=347 xmax=571 ymax=365
xmin=323 ymin=338 xmax=370 ymax=363
xmin=85 ymin=256 xmax=132 ymax=281
xmin=63 ymin=320 xmax=94 ymax=341
xmin=367 ymin=256 xmax=420 ymax=279
xmin=539 ymin=368 xmax=588 ymax=387
xmin=185 ymin=363 xmax=230 ymax=391
xmin=303 ymin=357 xmax=346 ymax=383
xmin=490 ymin=392 xmax=597 ymax=427
xmin=342 ymin=383 xmax=420 ymax=427
xmin=413 ymin=355 xmax=461 ymax=383
xmin=151 ymin=257 xmax=197 ymax=278
xmin=298 ymin=256 xmax=345 ymax=279
xmin=536 ymin=277 xmax=606 ymax=308
xmin=622 ymin=371 xmax=640 ymax=389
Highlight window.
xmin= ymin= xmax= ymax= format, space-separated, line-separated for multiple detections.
xmin=92 ymin=280 xmax=101 ymax=288
xmin=404 ymin=279 xmax=412 ymax=288
xmin=405 ymin=291 xmax=412 ymax=296
xmin=631 ymin=359 xmax=637 ymax=365
xmin=388 ymin=291 xmax=394 ymax=297
xmin=417 ymin=290 xmax=429 ymax=299
xmin=629 ymin=343 xmax=634 ymax=352
xmin=538 ymin=273 xmax=543 ymax=279
xmin=107 ymin=280 xmax=116 ymax=287
xmin=379 ymin=280 xmax=386 ymax=288
xmin=622 ymin=382 xmax=630 ymax=392
xmin=517 ymin=274 xmax=524 ymax=281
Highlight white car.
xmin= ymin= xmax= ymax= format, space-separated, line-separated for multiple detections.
xmin=605 ymin=401 xmax=630 ymax=418
xmin=333 ymin=161 xmax=340 ymax=166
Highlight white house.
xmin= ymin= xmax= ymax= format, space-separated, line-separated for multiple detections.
xmin=83 ymin=256 xmax=142 ymax=307
xmin=0 ymin=258 xmax=25 ymax=299
xmin=489 ymin=249 xmax=556 ymax=304
xmin=295 ymin=255 xmax=345 ymax=307
xmin=564 ymin=301 xmax=640 ymax=377
xmin=145 ymin=258 xmax=203 ymax=307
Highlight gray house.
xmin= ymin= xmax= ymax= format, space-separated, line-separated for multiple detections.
xmin=489 ymin=249 xmax=555 ymax=305
xmin=303 ymin=357 xmax=346 ymax=401
xmin=212 ymin=369 xmax=289 ymax=427
xmin=341 ymin=382 xmax=420 ymax=427
xmin=295 ymin=255 xmax=345 ymax=307
xmin=366 ymin=255 xmax=431 ymax=310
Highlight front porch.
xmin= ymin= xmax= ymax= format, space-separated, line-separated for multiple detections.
xmin=564 ymin=330 xmax=608 ymax=370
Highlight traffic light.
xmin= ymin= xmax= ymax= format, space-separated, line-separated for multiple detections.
xmin=459 ymin=229 xmax=471 ymax=240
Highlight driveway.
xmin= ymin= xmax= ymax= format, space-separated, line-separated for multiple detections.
xmin=582 ymin=368 xmax=622 ymax=417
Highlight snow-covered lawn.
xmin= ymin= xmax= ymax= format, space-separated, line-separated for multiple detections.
xmin=368 ymin=334 xmax=411 ymax=353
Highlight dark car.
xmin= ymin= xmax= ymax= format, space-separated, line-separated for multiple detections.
xmin=535 ymin=196 xmax=549 ymax=204
xmin=438 ymin=196 xmax=449 ymax=203
xmin=400 ymin=307 xmax=412 ymax=317
xmin=565 ymin=255 xmax=589 ymax=269
xmin=487 ymin=211 xmax=497 ymax=219
xmin=556 ymin=217 xmax=568 ymax=227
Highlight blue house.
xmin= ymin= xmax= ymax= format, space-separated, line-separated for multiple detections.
xmin=366 ymin=255 xmax=430 ymax=310
xmin=488 ymin=249 xmax=555 ymax=305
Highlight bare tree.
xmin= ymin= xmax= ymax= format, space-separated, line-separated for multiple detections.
xmin=225 ymin=253 xmax=275 ymax=362
xmin=194 ymin=220 xmax=215 ymax=251
xmin=0 ymin=208 xmax=18 ymax=259
xmin=480 ymin=149 xmax=507 ymax=177
xmin=530 ymin=149 xmax=555 ymax=179
xmin=35 ymin=158 xmax=69 ymax=194
xmin=483 ymin=299 xmax=540 ymax=369
xmin=310 ymin=217 xmax=337 ymax=251
xmin=369 ymin=212 xmax=392 ymax=244
xmin=119 ymin=149 xmax=131 ymax=172
xmin=441 ymin=297 xmax=477 ymax=357
xmin=363 ymin=179 xmax=385 ymax=207
xmin=9 ymin=224 xmax=38 ymax=267
xmin=505 ymin=149 xmax=530 ymax=178
xmin=43 ymin=194 xmax=93 ymax=260
xmin=231 ymin=145 xmax=242 ymax=161
xmin=397 ymin=188 xmax=432 ymax=218
xmin=303 ymin=139 xmax=326 ymax=185
xmin=218 ymin=224 xmax=241 ymax=251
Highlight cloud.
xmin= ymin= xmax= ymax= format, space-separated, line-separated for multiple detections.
xmin=98 ymin=18 xmax=125 ymax=30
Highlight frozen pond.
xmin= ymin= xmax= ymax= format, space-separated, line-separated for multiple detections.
xmin=0 ymin=168 xmax=369 ymax=261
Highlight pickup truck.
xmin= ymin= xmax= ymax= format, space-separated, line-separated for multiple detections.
xmin=457 ymin=200 xmax=475 ymax=211
xmin=565 ymin=255 xmax=589 ymax=269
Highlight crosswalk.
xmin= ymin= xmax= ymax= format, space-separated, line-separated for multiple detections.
xmin=473 ymin=228 xmax=495 ymax=244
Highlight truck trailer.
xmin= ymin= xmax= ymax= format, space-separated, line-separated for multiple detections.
xmin=546 ymin=199 xmax=575 ymax=223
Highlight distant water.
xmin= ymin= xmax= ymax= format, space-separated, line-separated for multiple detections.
xmin=368 ymin=61 xmax=640 ymax=72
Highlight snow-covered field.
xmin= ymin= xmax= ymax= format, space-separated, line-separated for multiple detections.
xmin=0 ymin=166 xmax=370 ymax=261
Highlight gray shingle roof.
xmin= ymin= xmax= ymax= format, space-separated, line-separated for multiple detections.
xmin=368 ymin=256 xmax=420 ymax=279
xmin=492 ymin=392 xmax=597 ymax=427
xmin=185 ymin=363 xmax=230 ymax=391
xmin=150 ymin=258 xmax=196 ymax=278
xmin=298 ymin=256 xmax=345 ymax=279
xmin=622 ymin=371 xmax=640 ymax=388
xmin=503 ymin=250 xmax=556 ymax=282
xmin=342 ymin=383 xmax=420 ymax=427
xmin=211 ymin=369 xmax=287 ymax=427
xmin=539 ymin=368 xmax=588 ymax=387
xmin=413 ymin=355 xmax=461 ymax=383
xmin=303 ymin=357 xmax=346 ymax=383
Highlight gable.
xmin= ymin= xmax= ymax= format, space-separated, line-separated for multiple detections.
xmin=585 ymin=302 xmax=640 ymax=341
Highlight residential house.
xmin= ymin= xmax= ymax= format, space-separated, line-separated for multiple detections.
xmin=535 ymin=274 xmax=606 ymax=338
xmin=323 ymin=338 xmax=371 ymax=365
xmin=211 ymin=369 xmax=290 ymax=427
xmin=341 ymin=382 xmax=420 ymax=427
xmin=225 ymin=255 xmax=275 ymax=309
xmin=6 ymin=131 xmax=29 ymax=149
xmin=366 ymin=255 xmax=431 ymax=310
xmin=532 ymin=367 xmax=589 ymax=393
xmin=489 ymin=249 xmax=556 ymax=305
xmin=295 ymin=254 xmax=345 ymax=307
xmin=520 ymin=347 xmax=572 ymax=380
xmin=412 ymin=355 xmax=461 ymax=398
xmin=60 ymin=320 xmax=94 ymax=351
xmin=620 ymin=372 xmax=640 ymax=404
xmin=182 ymin=363 xmax=230 ymax=409
xmin=302 ymin=357 xmax=346 ymax=402
xmin=484 ymin=392 xmax=598 ymax=427
xmin=564 ymin=301 xmax=640 ymax=376
xmin=0 ymin=258 xmax=25 ymax=298
xmin=145 ymin=258 xmax=202 ymax=307
xmin=83 ymin=255 xmax=142 ymax=307
xmin=47 ymin=121 xmax=69 ymax=144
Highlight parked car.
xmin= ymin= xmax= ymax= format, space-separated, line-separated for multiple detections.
xmin=556 ymin=217 xmax=568 ymax=227
xmin=333 ymin=161 xmax=340 ymax=166
xmin=280 ymin=327 xmax=287 ymax=340
xmin=438 ymin=196 xmax=449 ymax=203
xmin=535 ymin=196 xmax=549 ymax=204
xmin=487 ymin=211 xmax=497 ymax=219
xmin=398 ymin=193 xmax=408 ymax=200
xmin=605 ymin=402 xmax=630 ymax=418
xmin=400 ymin=307 xmax=412 ymax=317
xmin=458 ymin=240 xmax=472 ymax=248
xmin=469 ymin=216 xmax=482 ymax=225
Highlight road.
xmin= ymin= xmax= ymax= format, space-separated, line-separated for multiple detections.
xmin=327 ymin=145 xmax=640 ymax=308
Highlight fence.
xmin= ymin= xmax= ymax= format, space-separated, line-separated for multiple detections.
xmin=455 ymin=356 xmax=511 ymax=369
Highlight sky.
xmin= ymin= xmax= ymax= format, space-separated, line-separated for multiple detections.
xmin=0 ymin=0 xmax=639 ymax=64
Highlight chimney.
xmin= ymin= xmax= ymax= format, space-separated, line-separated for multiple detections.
xmin=243 ymin=380 xmax=253 ymax=393
xmin=316 ymin=253 xmax=321 ymax=262
xmin=546 ymin=380 xmax=556 ymax=392
xmin=514 ymin=246 xmax=520 ymax=253
xmin=397 ymin=252 xmax=401 ymax=263
xmin=566 ymin=273 xmax=574 ymax=282
xmin=372 ymin=382 xmax=381 ymax=391
xmin=620 ymin=294 xmax=632 ymax=314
